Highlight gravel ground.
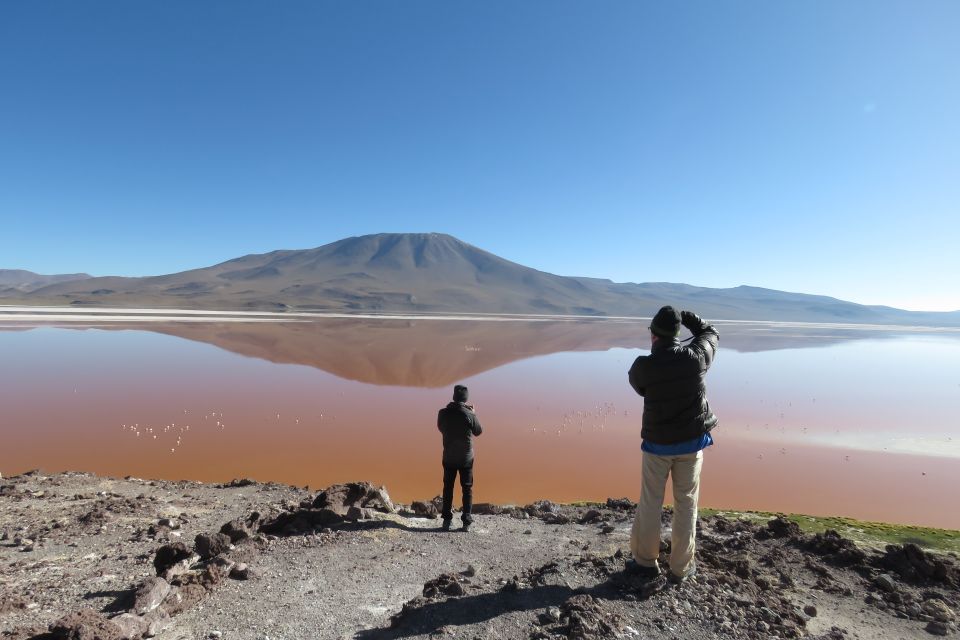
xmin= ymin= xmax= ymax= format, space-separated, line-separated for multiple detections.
xmin=2 ymin=471 xmax=958 ymax=640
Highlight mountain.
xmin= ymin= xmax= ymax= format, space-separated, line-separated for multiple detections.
xmin=0 ymin=269 xmax=91 ymax=293
xmin=2 ymin=233 xmax=959 ymax=326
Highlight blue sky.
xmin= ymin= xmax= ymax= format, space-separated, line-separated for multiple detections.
xmin=1 ymin=1 xmax=958 ymax=311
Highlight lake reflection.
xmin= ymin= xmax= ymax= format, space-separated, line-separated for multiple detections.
xmin=1 ymin=316 xmax=958 ymax=529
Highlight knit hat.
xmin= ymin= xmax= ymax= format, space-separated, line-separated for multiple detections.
xmin=650 ymin=306 xmax=681 ymax=338
xmin=453 ymin=385 xmax=469 ymax=402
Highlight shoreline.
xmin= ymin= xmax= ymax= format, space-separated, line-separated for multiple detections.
xmin=4 ymin=304 xmax=960 ymax=331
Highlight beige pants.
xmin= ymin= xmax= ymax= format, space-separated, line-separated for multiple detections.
xmin=630 ymin=449 xmax=703 ymax=578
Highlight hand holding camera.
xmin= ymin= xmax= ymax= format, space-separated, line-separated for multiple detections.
xmin=680 ymin=310 xmax=701 ymax=331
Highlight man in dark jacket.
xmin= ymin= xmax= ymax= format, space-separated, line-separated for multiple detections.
xmin=437 ymin=384 xmax=483 ymax=531
xmin=626 ymin=306 xmax=719 ymax=584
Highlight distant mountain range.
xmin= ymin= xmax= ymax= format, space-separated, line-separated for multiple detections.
xmin=0 ymin=269 xmax=91 ymax=293
xmin=2 ymin=233 xmax=958 ymax=326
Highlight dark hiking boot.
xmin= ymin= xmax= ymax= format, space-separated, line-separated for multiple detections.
xmin=441 ymin=519 xmax=452 ymax=531
xmin=461 ymin=521 xmax=471 ymax=532
xmin=624 ymin=559 xmax=660 ymax=580
xmin=668 ymin=566 xmax=697 ymax=586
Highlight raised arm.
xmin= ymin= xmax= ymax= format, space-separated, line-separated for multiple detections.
xmin=681 ymin=310 xmax=719 ymax=371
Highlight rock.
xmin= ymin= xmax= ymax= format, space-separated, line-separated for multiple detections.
xmin=422 ymin=574 xmax=465 ymax=599
xmin=222 ymin=478 xmax=256 ymax=487
xmin=194 ymin=532 xmax=231 ymax=560
xmin=464 ymin=564 xmax=478 ymax=577
xmin=579 ymin=509 xmax=603 ymax=524
xmin=471 ymin=503 xmax=502 ymax=515
xmin=230 ymin=563 xmax=251 ymax=580
xmin=767 ymin=515 xmax=802 ymax=538
xmin=312 ymin=482 xmax=395 ymax=514
xmin=110 ymin=613 xmax=148 ymax=640
xmin=527 ymin=500 xmax=556 ymax=514
xmin=153 ymin=543 xmax=192 ymax=576
xmin=923 ymin=599 xmax=955 ymax=623
xmin=802 ymin=530 xmax=867 ymax=566
xmin=605 ymin=497 xmax=635 ymax=510
xmin=410 ymin=501 xmax=439 ymax=518
xmin=601 ymin=524 xmax=616 ymax=534
xmin=874 ymin=573 xmax=897 ymax=592
xmin=541 ymin=512 xmax=571 ymax=525
xmin=926 ymin=620 xmax=950 ymax=636
xmin=157 ymin=518 xmax=180 ymax=530
xmin=258 ymin=507 xmax=343 ymax=535
xmin=142 ymin=608 xmax=171 ymax=637
xmin=546 ymin=606 xmax=562 ymax=622
xmin=804 ymin=604 xmax=818 ymax=617
xmin=161 ymin=583 xmax=207 ymax=616
xmin=882 ymin=543 xmax=956 ymax=585
xmin=220 ymin=512 xmax=261 ymax=543
xmin=51 ymin=608 xmax=123 ymax=640
xmin=132 ymin=577 xmax=170 ymax=614
xmin=345 ymin=505 xmax=372 ymax=521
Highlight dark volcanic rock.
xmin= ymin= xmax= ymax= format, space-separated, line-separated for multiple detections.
xmin=230 ymin=562 xmax=251 ymax=580
xmin=579 ymin=509 xmax=603 ymax=524
xmin=767 ymin=515 xmax=802 ymax=538
xmin=50 ymin=608 xmax=123 ymax=640
xmin=153 ymin=542 xmax=192 ymax=576
xmin=802 ymin=530 xmax=867 ymax=566
xmin=312 ymin=482 xmax=395 ymax=514
xmin=220 ymin=511 xmax=261 ymax=542
xmin=410 ymin=500 xmax=439 ymax=518
xmin=881 ymin=543 xmax=958 ymax=586
xmin=194 ymin=532 xmax=231 ymax=560
xmin=605 ymin=497 xmax=635 ymax=511
xmin=221 ymin=478 xmax=256 ymax=488
xmin=422 ymin=573 xmax=466 ymax=599
xmin=471 ymin=502 xmax=502 ymax=516
xmin=258 ymin=507 xmax=343 ymax=535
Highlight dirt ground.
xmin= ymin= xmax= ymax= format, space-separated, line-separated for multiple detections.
xmin=1 ymin=471 xmax=957 ymax=639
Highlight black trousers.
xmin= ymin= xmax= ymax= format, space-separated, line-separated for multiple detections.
xmin=441 ymin=462 xmax=474 ymax=524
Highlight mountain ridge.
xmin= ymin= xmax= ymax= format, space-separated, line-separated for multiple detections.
xmin=2 ymin=233 xmax=958 ymax=326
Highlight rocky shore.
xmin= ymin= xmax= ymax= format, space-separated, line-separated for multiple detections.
xmin=1 ymin=471 xmax=958 ymax=639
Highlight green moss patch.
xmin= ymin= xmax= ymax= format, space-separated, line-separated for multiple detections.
xmin=700 ymin=508 xmax=960 ymax=555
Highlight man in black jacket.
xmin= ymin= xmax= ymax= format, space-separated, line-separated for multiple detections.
xmin=437 ymin=384 xmax=483 ymax=531
xmin=626 ymin=306 xmax=719 ymax=584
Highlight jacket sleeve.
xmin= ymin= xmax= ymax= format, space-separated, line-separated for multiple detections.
xmin=470 ymin=412 xmax=483 ymax=436
xmin=628 ymin=357 xmax=646 ymax=396
xmin=437 ymin=409 xmax=445 ymax=433
xmin=685 ymin=316 xmax=719 ymax=371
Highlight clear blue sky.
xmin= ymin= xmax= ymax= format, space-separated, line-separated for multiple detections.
xmin=1 ymin=1 xmax=958 ymax=311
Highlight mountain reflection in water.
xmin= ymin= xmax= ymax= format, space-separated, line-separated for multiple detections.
xmin=94 ymin=318 xmax=938 ymax=387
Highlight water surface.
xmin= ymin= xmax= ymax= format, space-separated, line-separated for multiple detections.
xmin=1 ymin=314 xmax=958 ymax=528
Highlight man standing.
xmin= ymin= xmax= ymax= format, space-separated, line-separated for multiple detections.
xmin=437 ymin=384 xmax=483 ymax=531
xmin=627 ymin=306 xmax=719 ymax=584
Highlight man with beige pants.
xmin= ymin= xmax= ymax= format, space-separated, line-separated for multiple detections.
xmin=626 ymin=306 xmax=719 ymax=585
